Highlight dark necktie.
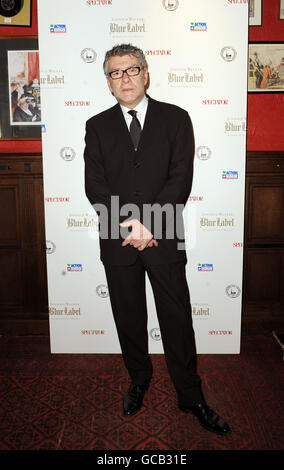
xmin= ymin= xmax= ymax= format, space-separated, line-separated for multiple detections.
xmin=128 ymin=110 xmax=141 ymax=150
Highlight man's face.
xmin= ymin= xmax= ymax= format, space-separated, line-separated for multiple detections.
xmin=106 ymin=54 xmax=148 ymax=109
xmin=19 ymin=99 xmax=28 ymax=110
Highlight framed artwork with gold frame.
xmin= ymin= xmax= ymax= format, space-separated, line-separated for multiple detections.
xmin=248 ymin=42 xmax=284 ymax=93
xmin=0 ymin=36 xmax=41 ymax=140
xmin=0 ymin=0 xmax=32 ymax=27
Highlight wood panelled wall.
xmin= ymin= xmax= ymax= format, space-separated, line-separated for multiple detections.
xmin=243 ymin=151 xmax=284 ymax=323
xmin=0 ymin=154 xmax=48 ymax=334
xmin=0 ymin=152 xmax=283 ymax=334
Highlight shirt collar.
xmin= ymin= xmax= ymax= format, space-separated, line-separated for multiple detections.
xmin=120 ymin=94 xmax=148 ymax=117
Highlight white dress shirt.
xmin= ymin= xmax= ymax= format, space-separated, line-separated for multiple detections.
xmin=120 ymin=94 xmax=148 ymax=130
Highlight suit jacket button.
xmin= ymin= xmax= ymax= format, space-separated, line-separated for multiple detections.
xmin=134 ymin=161 xmax=141 ymax=168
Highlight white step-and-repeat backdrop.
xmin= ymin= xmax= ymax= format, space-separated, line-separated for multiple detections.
xmin=37 ymin=0 xmax=248 ymax=354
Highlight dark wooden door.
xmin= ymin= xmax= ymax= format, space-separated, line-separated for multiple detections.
xmin=0 ymin=154 xmax=48 ymax=334
xmin=243 ymin=152 xmax=284 ymax=324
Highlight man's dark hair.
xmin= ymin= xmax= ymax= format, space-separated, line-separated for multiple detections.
xmin=103 ymin=44 xmax=147 ymax=74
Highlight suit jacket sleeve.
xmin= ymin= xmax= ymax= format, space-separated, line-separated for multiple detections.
xmin=145 ymin=111 xmax=195 ymax=237
xmin=84 ymin=120 xmax=129 ymax=234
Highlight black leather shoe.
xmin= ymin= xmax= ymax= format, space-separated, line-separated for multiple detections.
xmin=123 ymin=379 xmax=151 ymax=417
xmin=179 ymin=403 xmax=231 ymax=435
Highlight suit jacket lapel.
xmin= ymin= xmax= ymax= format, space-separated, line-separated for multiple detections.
xmin=110 ymin=103 xmax=134 ymax=153
xmin=136 ymin=96 xmax=159 ymax=155
xmin=109 ymin=95 xmax=159 ymax=156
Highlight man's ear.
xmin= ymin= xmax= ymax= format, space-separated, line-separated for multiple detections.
xmin=106 ymin=75 xmax=113 ymax=94
xmin=144 ymin=67 xmax=149 ymax=89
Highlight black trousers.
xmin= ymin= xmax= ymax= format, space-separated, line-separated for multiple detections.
xmin=104 ymin=255 xmax=204 ymax=406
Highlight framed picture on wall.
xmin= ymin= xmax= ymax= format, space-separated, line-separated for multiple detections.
xmin=248 ymin=42 xmax=284 ymax=93
xmin=249 ymin=0 xmax=262 ymax=26
xmin=0 ymin=36 xmax=41 ymax=140
xmin=8 ymin=50 xmax=41 ymax=126
xmin=280 ymin=0 xmax=284 ymax=20
xmin=0 ymin=0 xmax=32 ymax=27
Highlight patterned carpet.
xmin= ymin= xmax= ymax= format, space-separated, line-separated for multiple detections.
xmin=0 ymin=333 xmax=283 ymax=451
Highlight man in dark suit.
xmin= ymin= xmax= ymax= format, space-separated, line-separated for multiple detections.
xmin=84 ymin=44 xmax=230 ymax=435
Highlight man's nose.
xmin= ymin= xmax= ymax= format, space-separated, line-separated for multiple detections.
xmin=121 ymin=71 xmax=130 ymax=82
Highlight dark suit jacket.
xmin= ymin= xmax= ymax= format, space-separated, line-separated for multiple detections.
xmin=84 ymin=95 xmax=195 ymax=265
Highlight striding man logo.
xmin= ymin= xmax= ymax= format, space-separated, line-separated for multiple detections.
xmin=150 ymin=328 xmax=162 ymax=341
xmin=220 ymin=46 xmax=237 ymax=62
xmin=162 ymin=0 xmax=179 ymax=11
xmin=81 ymin=48 xmax=97 ymax=63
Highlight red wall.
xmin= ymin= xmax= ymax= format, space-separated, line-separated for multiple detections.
xmin=0 ymin=0 xmax=283 ymax=154
xmin=247 ymin=0 xmax=284 ymax=151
